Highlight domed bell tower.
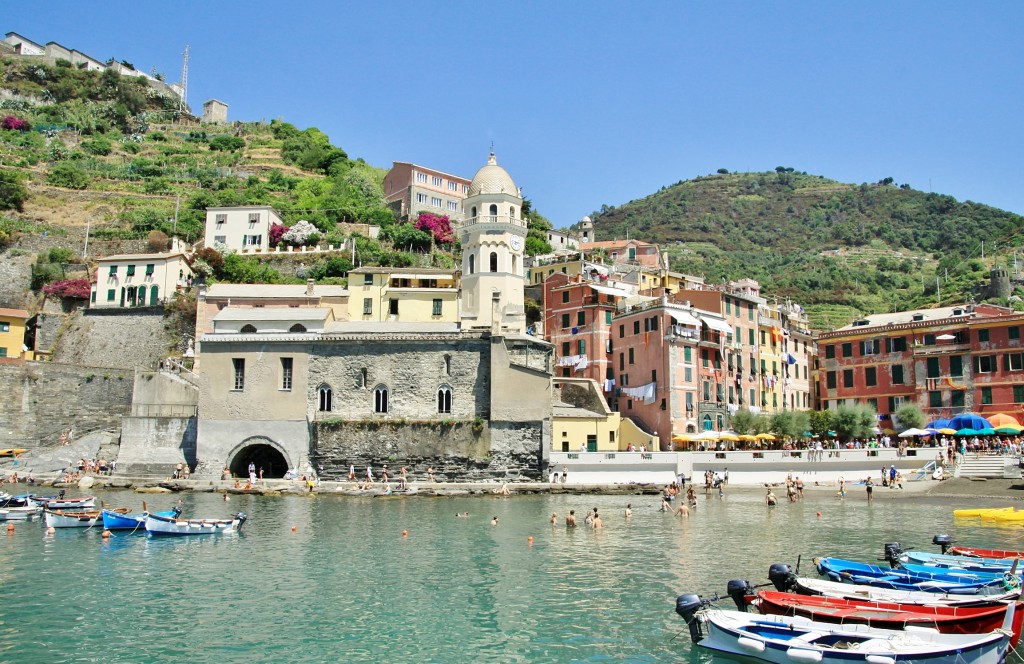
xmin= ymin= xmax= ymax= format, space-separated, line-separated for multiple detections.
xmin=459 ymin=152 xmax=527 ymax=334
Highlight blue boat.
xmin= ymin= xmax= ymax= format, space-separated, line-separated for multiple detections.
xmin=102 ymin=506 xmax=181 ymax=530
xmin=815 ymin=557 xmax=1016 ymax=595
xmin=901 ymin=550 xmax=1024 ymax=574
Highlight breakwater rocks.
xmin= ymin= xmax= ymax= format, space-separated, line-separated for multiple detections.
xmin=41 ymin=477 xmax=665 ymax=497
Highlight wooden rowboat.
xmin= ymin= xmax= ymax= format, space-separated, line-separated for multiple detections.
xmin=44 ymin=507 xmax=127 ymax=528
xmin=752 ymin=590 xmax=1023 ymax=646
xmin=952 ymin=545 xmax=1024 ymax=559
xmin=145 ymin=512 xmax=247 ymax=536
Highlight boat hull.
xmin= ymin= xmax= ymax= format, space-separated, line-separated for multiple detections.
xmin=754 ymin=590 xmax=1022 ymax=647
xmin=0 ymin=506 xmax=41 ymax=520
xmin=696 ymin=609 xmax=1008 ymax=664
xmin=901 ymin=550 xmax=1024 ymax=574
xmin=953 ymin=506 xmax=1014 ymax=518
xmin=102 ymin=508 xmax=181 ymax=530
xmin=952 ymin=545 xmax=1024 ymax=559
xmin=816 ymin=557 xmax=1010 ymax=594
xmin=145 ymin=512 xmax=246 ymax=536
xmin=792 ymin=576 xmax=1022 ymax=606
xmin=31 ymin=495 xmax=96 ymax=509
xmin=44 ymin=509 xmax=102 ymax=528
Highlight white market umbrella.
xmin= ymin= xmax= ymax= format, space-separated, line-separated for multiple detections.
xmin=898 ymin=427 xmax=931 ymax=437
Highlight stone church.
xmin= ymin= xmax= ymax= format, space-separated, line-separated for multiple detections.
xmin=193 ymin=153 xmax=555 ymax=480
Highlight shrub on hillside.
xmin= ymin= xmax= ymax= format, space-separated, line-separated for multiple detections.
xmin=414 ymin=212 xmax=454 ymax=244
xmin=0 ymin=169 xmax=28 ymax=212
xmin=47 ymin=162 xmax=89 ymax=190
xmin=80 ymin=137 xmax=113 ymax=156
xmin=281 ymin=220 xmax=320 ymax=247
xmin=147 ymin=230 xmax=170 ymax=252
xmin=209 ymin=136 xmax=245 ymax=152
xmin=269 ymin=223 xmax=288 ymax=246
xmin=1 ymin=115 xmax=31 ymax=131
xmin=193 ymin=247 xmax=224 ymax=273
xmin=42 ymin=278 xmax=91 ymax=299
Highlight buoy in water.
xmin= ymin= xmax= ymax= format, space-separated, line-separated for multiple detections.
xmin=47 ymin=526 xmax=55 ymax=534
xmin=291 ymin=525 xmax=297 ymax=533
xmin=402 ymin=530 xmax=408 ymax=537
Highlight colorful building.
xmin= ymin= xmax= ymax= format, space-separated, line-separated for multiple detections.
xmin=0 ymin=308 xmax=30 ymax=361
xmin=347 ymin=267 xmax=459 ymax=323
xmin=816 ymin=303 xmax=1024 ymax=423
xmin=91 ymin=251 xmax=193 ymax=309
xmin=382 ymin=162 xmax=471 ymax=222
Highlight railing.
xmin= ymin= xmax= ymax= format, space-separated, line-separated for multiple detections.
xmin=235 ymin=242 xmax=348 ymax=256
xmin=458 ymin=214 xmax=528 ymax=229
xmin=130 ymin=404 xmax=197 ymax=417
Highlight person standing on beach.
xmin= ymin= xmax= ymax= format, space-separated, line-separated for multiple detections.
xmin=365 ymin=465 xmax=374 ymax=483
xmin=348 ymin=464 xmax=356 ymax=481
xmin=561 ymin=466 xmax=568 ymax=484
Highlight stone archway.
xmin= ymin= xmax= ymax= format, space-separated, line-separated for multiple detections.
xmin=227 ymin=437 xmax=291 ymax=479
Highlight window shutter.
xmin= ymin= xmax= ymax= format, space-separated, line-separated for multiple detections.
xmin=974 ymin=356 xmax=981 ymax=373
xmin=1004 ymin=354 xmax=1011 ymax=372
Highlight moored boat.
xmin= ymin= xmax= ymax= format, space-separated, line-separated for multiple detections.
xmin=674 ymin=601 xmax=1009 ymax=664
xmin=953 ymin=506 xmax=1014 ymax=518
xmin=145 ymin=512 xmax=246 ymax=536
xmin=952 ymin=545 xmax=1024 ymax=559
xmin=773 ymin=572 xmax=1023 ymax=607
xmin=751 ymin=589 xmax=1023 ymax=646
xmin=102 ymin=506 xmax=182 ymax=530
xmin=0 ymin=505 xmax=42 ymax=520
xmin=816 ymin=556 xmax=1015 ymax=595
xmin=900 ymin=550 xmax=1024 ymax=574
xmin=30 ymin=493 xmax=96 ymax=510
xmin=44 ymin=507 xmax=123 ymax=528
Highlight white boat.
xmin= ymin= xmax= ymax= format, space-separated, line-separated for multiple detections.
xmin=43 ymin=508 xmax=108 ymax=528
xmin=675 ymin=603 xmax=1008 ymax=664
xmin=790 ymin=576 xmax=1022 ymax=606
xmin=145 ymin=512 xmax=247 ymax=536
xmin=30 ymin=494 xmax=96 ymax=509
xmin=0 ymin=505 xmax=41 ymax=520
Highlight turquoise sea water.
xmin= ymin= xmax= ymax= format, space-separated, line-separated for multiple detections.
xmin=2 ymin=488 xmax=1023 ymax=663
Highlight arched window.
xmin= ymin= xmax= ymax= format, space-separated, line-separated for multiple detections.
xmin=702 ymin=415 xmax=713 ymax=431
xmin=318 ymin=385 xmax=333 ymax=412
xmin=289 ymin=323 xmax=307 ymax=333
xmin=468 ymin=254 xmax=475 ymax=275
xmin=150 ymin=285 xmax=158 ymax=304
xmin=138 ymin=287 xmax=146 ymax=306
xmin=511 ymin=255 xmax=517 ymax=273
xmin=488 ymin=204 xmax=498 ymax=217
xmin=509 ymin=205 xmax=516 ymax=218
xmin=240 ymin=324 xmax=257 ymax=333
xmin=443 ymin=354 xmax=451 ymax=376
xmin=437 ymin=386 xmax=452 ymax=414
xmin=489 ymin=252 xmax=498 ymax=272
xmin=374 ymin=385 xmax=389 ymax=413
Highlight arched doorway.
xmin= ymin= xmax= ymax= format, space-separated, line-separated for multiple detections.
xmin=228 ymin=438 xmax=290 ymax=479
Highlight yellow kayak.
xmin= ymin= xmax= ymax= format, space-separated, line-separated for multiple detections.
xmin=983 ymin=511 xmax=1024 ymax=522
xmin=954 ymin=506 xmax=1015 ymax=518
xmin=0 ymin=448 xmax=28 ymax=457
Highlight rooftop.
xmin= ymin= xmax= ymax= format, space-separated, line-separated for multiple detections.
xmin=204 ymin=284 xmax=348 ymax=299
xmin=98 ymin=251 xmax=187 ymax=262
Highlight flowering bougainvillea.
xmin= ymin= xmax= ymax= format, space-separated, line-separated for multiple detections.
xmin=414 ymin=212 xmax=454 ymax=244
xmin=269 ymin=222 xmax=289 ymax=246
xmin=282 ymin=220 xmax=319 ymax=246
xmin=42 ymin=278 xmax=91 ymax=299
xmin=1 ymin=115 xmax=31 ymax=131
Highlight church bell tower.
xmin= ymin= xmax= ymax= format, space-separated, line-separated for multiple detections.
xmin=459 ymin=152 xmax=527 ymax=334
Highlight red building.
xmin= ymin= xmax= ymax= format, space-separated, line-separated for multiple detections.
xmin=816 ymin=304 xmax=1024 ymax=424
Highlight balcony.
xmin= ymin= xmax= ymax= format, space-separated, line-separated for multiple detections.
xmin=912 ymin=342 xmax=970 ymax=356
xmin=457 ymin=214 xmax=528 ymax=229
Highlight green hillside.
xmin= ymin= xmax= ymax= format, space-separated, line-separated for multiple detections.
xmin=590 ymin=170 xmax=1024 ymax=328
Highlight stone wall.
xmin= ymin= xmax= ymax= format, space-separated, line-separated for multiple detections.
xmin=0 ymin=361 xmax=133 ymax=448
xmin=116 ymin=415 xmax=196 ymax=476
xmin=53 ymin=308 xmax=172 ymax=370
xmin=310 ymin=419 xmax=541 ymax=481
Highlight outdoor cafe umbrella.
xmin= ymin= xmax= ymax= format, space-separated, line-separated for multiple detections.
xmin=948 ymin=413 xmax=993 ymax=431
xmin=756 ymin=433 xmax=777 ymax=441
xmin=996 ymin=425 xmax=1023 ymax=435
xmin=925 ymin=418 xmax=951 ymax=430
xmin=898 ymin=427 xmax=931 ymax=437
xmin=737 ymin=434 xmax=757 ymax=442
xmin=975 ymin=428 xmax=997 ymax=436
xmin=988 ymin=413 xmax=1021 ymax=428
xmin=718 ymin=432 xmax=740 ymax=442
xmin=694 ymin=431 xmax=720 ymax=441
xmin=954 ymin=428 xmax=979 ymax=437
xmin=936 ymin=428 xmax=957 ymax=435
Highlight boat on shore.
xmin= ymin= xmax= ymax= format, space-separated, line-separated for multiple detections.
xmin=751 ymin=589 xmax=1022 ymax=646
xmin=673 ymin=601 xmax=1009 ymax=664
xmin=145 ymin=512 xmax=246 ymax=536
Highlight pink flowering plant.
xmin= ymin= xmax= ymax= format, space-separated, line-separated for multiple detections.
xmin=414 ymin=213 xmax=454 ymax=245
xmin=269 ymin=223 xmax=289 ymax=246
xmin=1 ymin=115 xmax=31 ymax=131
xmin=42 ymin=278 xmax=92 ymax=299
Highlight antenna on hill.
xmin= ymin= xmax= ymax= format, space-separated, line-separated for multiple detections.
xmin=179 ymin=45 xmax=190 ymax=113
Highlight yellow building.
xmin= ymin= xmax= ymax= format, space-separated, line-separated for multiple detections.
xmin=347 ymin=267 xmax=459 ymax=323
xmin=552 ymin=378 xmax=657 ymax=451
xmin=0 ymin=308 xmax=30 ymax=361
xmin=758 ymin=306 xmax=785 ymax=412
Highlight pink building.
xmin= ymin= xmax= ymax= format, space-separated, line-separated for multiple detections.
xmin=382 ymin=162 xmax=471 ymax=221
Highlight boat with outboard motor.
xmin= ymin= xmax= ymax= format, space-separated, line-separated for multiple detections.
xmin=749 ymin=589 xmax=1022 ymax=646
xmin=673 ymin=598 xmax=1009 ymax=664
xmin=145 ymin=512 xmax=247 ymax=536
xmin=815 ymin=556 xmax=1017 ymax=595
xmin=101 ymin=504 xmax=182 ymax=530
xmin=30 ymin=492 xmax=96 ymax=510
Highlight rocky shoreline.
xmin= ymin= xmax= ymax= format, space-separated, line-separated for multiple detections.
xmin=21 ymin=475 xmax=1024 ymax=502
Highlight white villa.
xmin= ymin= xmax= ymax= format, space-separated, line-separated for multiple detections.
xmin=91 ymin=252 xmax=193 ymax=309
xmin=204 ymin=206 xmax=285 ymax=254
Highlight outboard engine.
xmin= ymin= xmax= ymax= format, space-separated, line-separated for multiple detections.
xmin=171 ymin=506 xmax=183 ymax=518
xmin=235 ymin=512 xmax=248 ymax=524
xmin=58 ymin=489 xmax=66 ymax=499
xmin=727 ymin=579 xmax=752 ymax=611
xmin=933 ymin=534 xmax=955 ymax=555
xmin=883 ymin=542 xmax=903 ymax=568
xmin=675 ymin=594 xmax=706 ymax=643
xmin=768 ymin=563 xmax=796 ymax=592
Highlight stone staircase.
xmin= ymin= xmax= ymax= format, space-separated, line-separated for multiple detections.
xmin=955 ymin=454 xmax=1022 ymax=479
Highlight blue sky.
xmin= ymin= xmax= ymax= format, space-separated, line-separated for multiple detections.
xmin=7 ymin=2 xmax=1023 ymax=228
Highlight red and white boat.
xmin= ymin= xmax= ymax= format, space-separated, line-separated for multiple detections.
xmin=752 ymin=590 xmax=1023 ymax=646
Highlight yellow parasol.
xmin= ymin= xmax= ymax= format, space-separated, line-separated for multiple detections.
xmin=755 ymin=433 xmax=777 ymax=441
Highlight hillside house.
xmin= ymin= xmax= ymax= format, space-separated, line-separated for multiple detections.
xmin=204 ymin=206 xmax=285 ymax=253
xmin=0 ymin=308 xmax=31 ymax=361
xmin=383 ymin=162 xmax=471 ymax=222
xmin=90 ymin=252 xmax=193 ymax=309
